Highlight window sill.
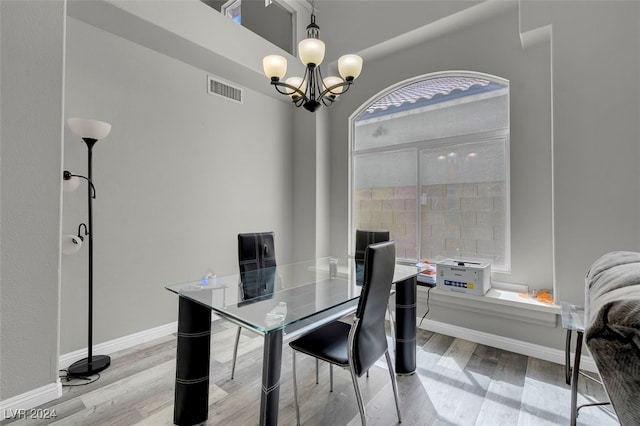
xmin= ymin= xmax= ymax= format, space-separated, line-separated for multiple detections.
xmin=417 ymin=286 xmax=560 ymax=327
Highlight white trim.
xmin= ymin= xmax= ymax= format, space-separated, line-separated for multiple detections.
xmin=0 ymin=381 xmax=62 ymax=414
xmin=418 ymin=286 xmax=560 ymax=331
xmin=418 ymin=317 xmax=598 ymax=373
xmin=2 ymin=322 xmax=179 ymax=413
xmin=58 ymin=321 xmax=177 ymax=370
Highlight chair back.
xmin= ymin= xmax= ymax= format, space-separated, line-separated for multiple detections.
xmin=237 ymin=232 xmax=276 ymax=303
xmin=350 ymin=240 xmax=396 ymax=376
xmin=354 ymin=230 xmax=390 ymax=263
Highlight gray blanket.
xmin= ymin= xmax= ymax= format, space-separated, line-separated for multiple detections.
xmin=585 ymin=251 xmax=640 ymax=426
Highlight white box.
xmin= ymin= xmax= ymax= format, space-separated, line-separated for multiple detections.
xmin=436 ymin=259 xmax=491 ymax=295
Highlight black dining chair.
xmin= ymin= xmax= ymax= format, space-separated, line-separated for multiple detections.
xmin=289 ymin=241 xmax=402 ymax=426
xmin=355 ymin=229 xmax=396 ymax=347
xmin=231 ymin=232 xmax=277 ymax=380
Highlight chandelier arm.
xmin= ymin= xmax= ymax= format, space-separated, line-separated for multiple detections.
xmin=320 ymin=96 xmax=335 ymax=107
xmin=271 ymin=81 xmax=308 ymax=101
xmin=318 ymin=80 xmax=352 ymax=100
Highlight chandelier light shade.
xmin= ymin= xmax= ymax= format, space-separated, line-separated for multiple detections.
xmin=263 ymin=55 xmax=287 ymax=81
xmin=298 ymin=38 xmax=325 ymax=66
xmin=285 ymin=77 xmax=305 ymax=97
xmin=263 ymin=12 xmax=363 ymax=112
xmin=323 ymin=76 xmax=344 ymax=95
xmin=338 ymin=54 xmax=363 ymax=80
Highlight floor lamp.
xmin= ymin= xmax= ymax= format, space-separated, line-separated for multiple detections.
xmin=63 ymin=118 xmax=112 ymax=377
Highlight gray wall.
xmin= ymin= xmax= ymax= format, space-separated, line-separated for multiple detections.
xmin=290 ymin=107 xmax=332 ymax=261
xmin=0 ymin=0 xmax=65 ymax=401
xmin=61 ymin=17 xmax=295 ymax=353
xmin=315 ymin=1 xmax=482 ymax=64
xmin=328 ymin=1 xmax=640 ymax=348
xmin=538 ymin=0 xmax=640 ymax=304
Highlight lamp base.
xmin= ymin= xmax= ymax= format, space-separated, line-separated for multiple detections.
xmin=67 ymin=355 xmax=111 ymax=377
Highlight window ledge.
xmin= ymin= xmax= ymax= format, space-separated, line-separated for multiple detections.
xmin=417 ymin=286 xmax=560 ymax=327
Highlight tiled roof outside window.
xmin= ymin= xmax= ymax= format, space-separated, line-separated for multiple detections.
xmin=361 ymin=76 xmax=504 ymax=119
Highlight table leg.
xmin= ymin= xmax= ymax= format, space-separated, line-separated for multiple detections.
xmin=565 ymin=329 xmax=572 ymax=385
xmin=395 ymin=276 xmax=417 ymax=375
xmin=260 ymin=330 xmax=283 ymax=425
xmin=570 ymin=331 xmax=583 ymax=426
xmin=174 ymin=297 xmax=212 ymax=426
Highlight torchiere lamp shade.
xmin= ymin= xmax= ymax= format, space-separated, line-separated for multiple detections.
xmin=67 ymin=118 xmax=112 ymax=141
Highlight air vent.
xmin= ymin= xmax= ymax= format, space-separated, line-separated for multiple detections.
xmin=207 ymin=75 xmax=243 ymax=103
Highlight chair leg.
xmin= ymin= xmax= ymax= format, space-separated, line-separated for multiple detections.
xmin=348 ymin=365 xmax=367 ymax=426
xmin=231 ymin=326 xmax=242 ymax=379
xmin=292 ymin=351 xmax=301 ymax=426
xmin=388 ymin=302 xmax=396 ymax=352
xmin=316 ymin=359 xmax=319 ymax=384
xmin=330 ymin=364 xmax=333 ymax=392
xmin=385 ymin=350 xmax=402 ymax=423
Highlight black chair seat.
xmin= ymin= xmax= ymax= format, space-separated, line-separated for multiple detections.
xmin=289 ymin=321 xmax=351 ymax=367
xmin=288 ymin=241 xmax=402 ymax=425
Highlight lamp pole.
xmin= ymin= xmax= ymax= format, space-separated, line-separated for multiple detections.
xmin=66 ymin=118 xmax=112 ymax=377
xmin=85 ymin=138 xmax=96 ymax=371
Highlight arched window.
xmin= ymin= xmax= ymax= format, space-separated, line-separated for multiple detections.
xmin=351 ymin=72 xmax=510 ymax=271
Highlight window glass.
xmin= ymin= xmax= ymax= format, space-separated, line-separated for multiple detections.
xmin=419 ymin=139 xmax=507 ymax=268
xmin=222 ymin=0 xmax=242 ymax=24
xmin=353 ymin=150 xmax=417 ymax=259
xmin=351 ymin=73 xmax=509 ymax=270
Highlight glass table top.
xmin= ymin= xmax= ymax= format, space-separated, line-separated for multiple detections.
xmin=560 ymin=301 xmax=585 ymax=333
xmin=166 ymin=257 xmax=422 ymax=335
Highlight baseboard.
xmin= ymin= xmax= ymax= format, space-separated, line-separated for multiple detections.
xmin=0 ymin=322 xmax=178 ymax=414
xmin=59 ymin=321 xmax=178 ymax=370
xmin=0 ymin=381 xmax=62 ymax=415
xmin=418 ymin=317 xmax=598 ymax=373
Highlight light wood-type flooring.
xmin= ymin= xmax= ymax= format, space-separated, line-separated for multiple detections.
xmin=3 ymin=319 xmax=619 ymax=426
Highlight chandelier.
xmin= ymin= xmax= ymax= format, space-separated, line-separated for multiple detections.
xmin=262 ymin=10 xmax=363 ymax=112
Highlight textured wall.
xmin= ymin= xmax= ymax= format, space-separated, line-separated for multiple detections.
xmin=0 ymin=0 xmax=65 ymax=401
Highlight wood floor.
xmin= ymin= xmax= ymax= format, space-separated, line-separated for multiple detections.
xmin=3 ymin=320 xmax=618 ymax=426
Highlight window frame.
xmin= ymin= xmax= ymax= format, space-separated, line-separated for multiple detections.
xmin=221 ymin=0 xmax=242 ymax=24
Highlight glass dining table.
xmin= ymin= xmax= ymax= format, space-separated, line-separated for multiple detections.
xmin=165 ymin=257 xmax=422 ymax=426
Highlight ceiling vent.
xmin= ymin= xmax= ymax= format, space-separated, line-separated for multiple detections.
xmin=207 ymin=75 xmax=243 ymax=103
